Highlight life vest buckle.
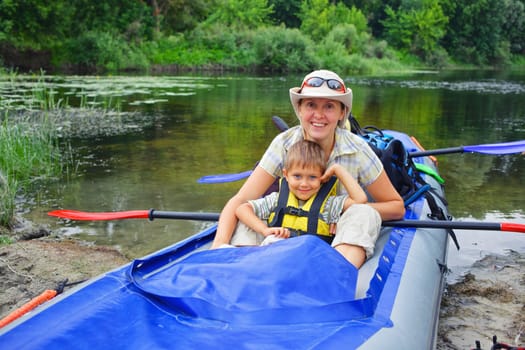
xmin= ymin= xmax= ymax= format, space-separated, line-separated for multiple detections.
xmin=286 ymin=207 xmax=308 ymax=217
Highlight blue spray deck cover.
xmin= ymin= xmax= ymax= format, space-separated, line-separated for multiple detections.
xmin=0 ymin=212 xmax=421 ymax=350
xmin=0 ymin=131 xmax=437 ymax=349
xmin=130 ymin=236 xmax=364 ymax=325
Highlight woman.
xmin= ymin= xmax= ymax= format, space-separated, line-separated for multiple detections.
xmin=211 ymin=70 xmax=405 ymax=268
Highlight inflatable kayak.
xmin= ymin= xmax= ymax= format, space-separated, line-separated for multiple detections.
xmin=0 ymin=130 xmax=451 ymax=349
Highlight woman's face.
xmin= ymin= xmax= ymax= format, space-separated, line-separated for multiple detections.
xmin=298 ymin=98 xmax=344 ymax=143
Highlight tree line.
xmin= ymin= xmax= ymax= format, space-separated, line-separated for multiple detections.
xmin=0 ymin=0 xmax=524 ymax=74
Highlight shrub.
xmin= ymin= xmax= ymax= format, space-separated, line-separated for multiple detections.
xmin=324 ymin=24 xmax=361 ymax=53
xmin=299 ymin=0 xmax=367 ymax=42
xmin=66 ymin=31 xmax=149 ymax=72
xmin=251 ymin=26 xmax=320 ymax=72
xmin=316 ymin=40 xmax=353 ymax=73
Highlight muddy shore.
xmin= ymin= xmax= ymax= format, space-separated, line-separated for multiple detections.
xmin=0 ymin=227 xmax=523 ymax=349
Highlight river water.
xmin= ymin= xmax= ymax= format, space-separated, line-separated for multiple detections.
xmin=2 ymin=70 xmax=525 ymax=278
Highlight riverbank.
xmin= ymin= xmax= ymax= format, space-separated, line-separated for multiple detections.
xmin=437 ymin=251 xmax=524 ymax=349
xmin=0 ymin=225 xmax=128 ymax=323
xmin=1 ymin=227 xmax=523 ymax=348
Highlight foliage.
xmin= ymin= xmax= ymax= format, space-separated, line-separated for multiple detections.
xmin=202 ymin=0 xmax=274 ymax=30
xmin=252 ymin=26 xmax=320 ymax=72
xmin=441 ymin=0 xmax=513 ymax=65
xmin=500 ymin=0 xmax=525 ymax=55
xmin=342 ymin=0 xmax=399 ymax=38
xmin=0 ymin=0 xmax=154 ymax=49
xmin=324 ymin=24 xmax=370 ymax=55
xmin=268 ymin=0 xmax=302 ymax=27
xmin=152 ymin=0 xmax=214 ymax=34
xmin=299 ymin=0 xmax=368 ymax=42
xmin=0 ymin=114 xmax=63 ymax=227
xmin=65 ymin=31 xmax=149 ymax=72
xmin=0 ymin=0 xmax=74 ymax=48
xmin=382 ymin=0 xmax=448 ymax=65
xmin=1 ymin=0 xmax=524 ymax=72
xmin=140 ymin=35 xmax=187 ymax=65
xmin=68 ymin=0 xmax=154 ymax=41
xmin=0 ymin=167 xmax=16 ymax=228
xmin=0 ymin=234 xmax=13 ymax=245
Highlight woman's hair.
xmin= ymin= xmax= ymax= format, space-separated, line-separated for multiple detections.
xmin=284 ymin=140 xmax=326 ymax=172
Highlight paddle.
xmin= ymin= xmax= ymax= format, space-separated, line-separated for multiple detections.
xmin=48 ymin=209 xmax=525 ymax=233
xmin=409 ymin=140 xmax=525 ymax=157
xmin=197 ymin=170 xmax=253 ymax=184
xmin=197 ymin=115 xmax=525 ymax=184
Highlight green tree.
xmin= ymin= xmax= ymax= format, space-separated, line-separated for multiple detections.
xmin=299 ymin=0 xmax=368 ymax=42
xmin=146 ymin=0 xmax=214 ymax=34
xmin=0 ymin=1 xmax=15 ymax=42
xmin=501 ymin=0 xmax=525 ymax=55
xmin=442 ymin=0 xmax=508 ymax=65
xmin=382 ymin=0 xmax=448 ymax=62
xmin=252 ymin=26 xmax=320 ymax=71
xmin=267 ymin=0 xmax=302 ymax=28
xmin=203 ymin=0 xmax=274 ymax=29
xmin=0 ymin=0 xmax=74 ymax=48
xmin=70 ymin=0 xmax=154 ymax=40
xmin=342 ymin=0 xmax=402 ymax=38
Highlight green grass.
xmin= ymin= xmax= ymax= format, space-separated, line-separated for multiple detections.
xmin=0 ymin=114 xmax=63 ymax=227
xmin=0 ymin=70 xmax=126 ymax=229
xmin=0 ymin=235 xmax=13 ymax=245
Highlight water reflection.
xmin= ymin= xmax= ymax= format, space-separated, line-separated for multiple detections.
xmin=3 ymin=72 xmax=524 ymax=260
xmin=349 ymin=77 xmax=525 ymax=94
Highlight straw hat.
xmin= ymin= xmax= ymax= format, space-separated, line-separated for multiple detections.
xmin=289 ymin=70 xmax=352 ymax=128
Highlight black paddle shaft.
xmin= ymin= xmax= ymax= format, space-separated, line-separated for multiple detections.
xmin=148 ymin=210 xmax=505 ymax=231
xmin=149 ymin=210 xmax=220 ymax=221
xmin=409 ymin=146 xmax=464 ymax=157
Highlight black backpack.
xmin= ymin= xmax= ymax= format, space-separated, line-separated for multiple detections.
xmin=349 ymin=116 xmax=430 ymax=206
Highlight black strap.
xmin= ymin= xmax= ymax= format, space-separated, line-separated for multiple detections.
xmin=268 ymin=179 xmax=290 ymax=228
xmin=306 ymin=176 xmax=337 ymax=234
xmin=349 ymin=113 xmax=365 ymax=136
xmin=425 ymin=191 xmax=460 ymax=250
xmin=269 ymin=177 xmax=337 ymax=233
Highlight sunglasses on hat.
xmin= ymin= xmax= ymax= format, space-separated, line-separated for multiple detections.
xmin=300 ymin=77 xmax=346 ymax=93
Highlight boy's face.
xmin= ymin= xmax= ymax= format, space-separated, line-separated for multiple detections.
xmin=283 ymin=165 xmax=323 ymax=201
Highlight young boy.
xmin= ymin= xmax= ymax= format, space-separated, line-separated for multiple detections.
xmin=234 ymin=140 xmax=368 ymax=246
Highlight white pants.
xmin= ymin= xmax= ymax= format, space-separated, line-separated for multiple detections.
xmin=230 ymin=204 xmax=382 ymax=259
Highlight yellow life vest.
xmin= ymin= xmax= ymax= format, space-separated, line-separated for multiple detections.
xmin=267 ymin=177 xmax=338 ymax=239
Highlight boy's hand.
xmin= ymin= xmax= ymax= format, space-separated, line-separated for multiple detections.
xmin=321 ymin=164 xmax=344 ymax=182
xmin=329 ymin=223 xmax=337 ymax=235
xmin=263 ymin=227 xmax=290 ymax=238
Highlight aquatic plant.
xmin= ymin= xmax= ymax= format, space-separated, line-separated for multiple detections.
xmin=0 ymin=114 xmax=64 ymax=227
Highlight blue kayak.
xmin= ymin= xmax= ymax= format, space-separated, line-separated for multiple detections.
xmin=0 ymin=131 xmax=450 ymax=349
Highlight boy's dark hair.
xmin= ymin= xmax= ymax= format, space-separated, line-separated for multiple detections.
xmin=285 ymin=140 xmax=326 ymax=173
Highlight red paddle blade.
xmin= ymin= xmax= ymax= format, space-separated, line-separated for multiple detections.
xmin=501 ymin=222 xmax=525 ymax=233
xmin=48 ymin=210 xmax=150 ymax=221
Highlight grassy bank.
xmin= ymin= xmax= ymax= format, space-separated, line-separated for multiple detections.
xmin=0 ymin=71 xmax=73 ymax=231
xmin=0 ymin=114 xmax=63 ymax=228
xmin=0 ymin=71 xmax=135 ymax=233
